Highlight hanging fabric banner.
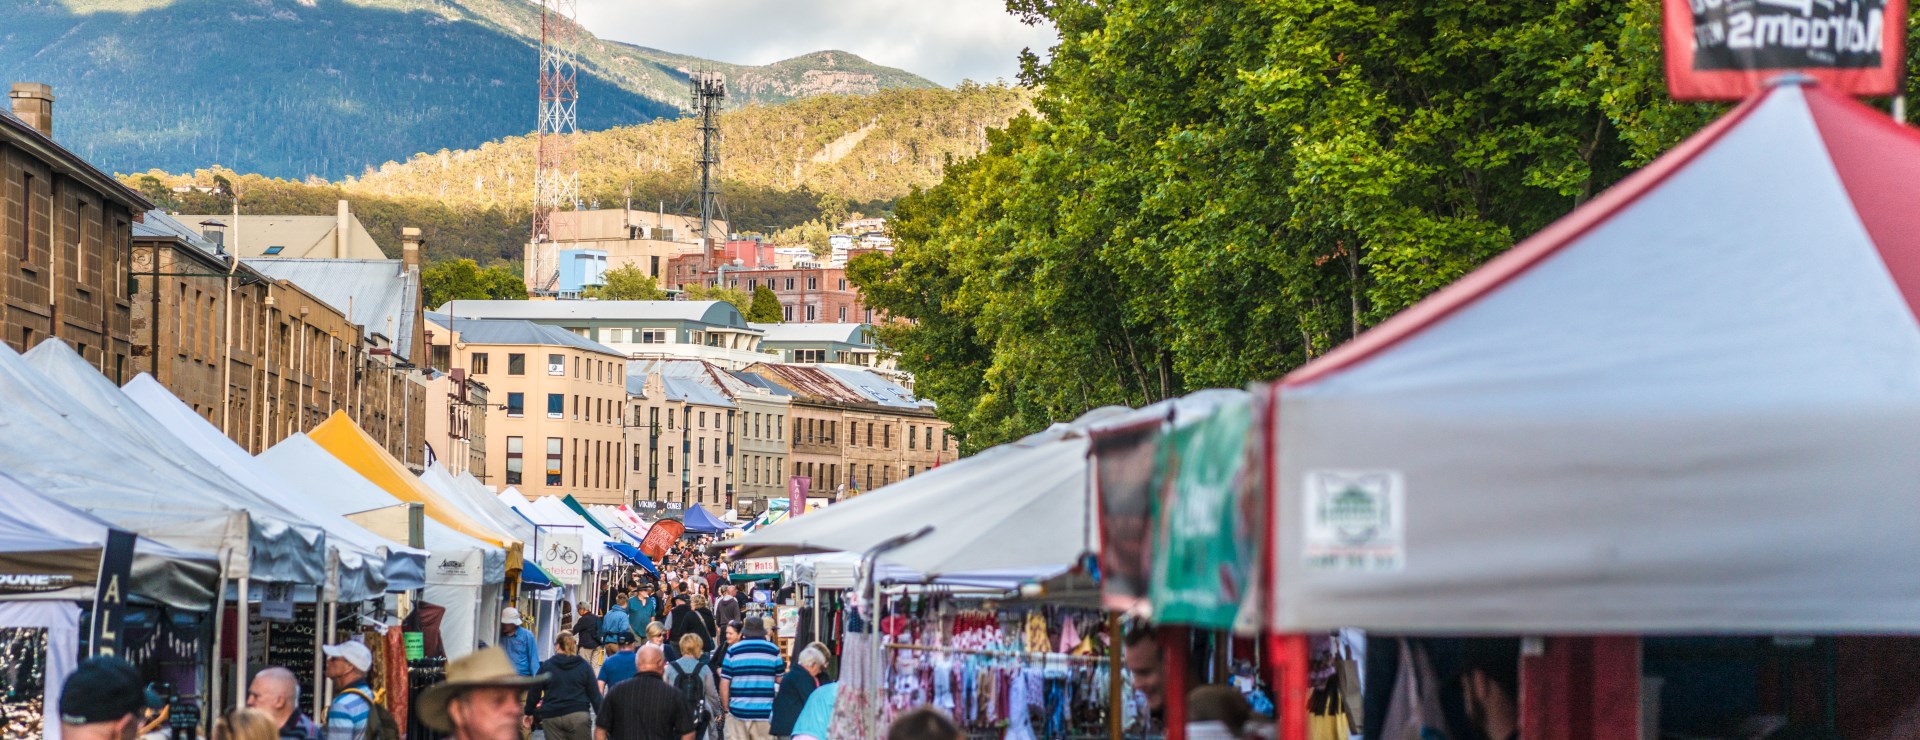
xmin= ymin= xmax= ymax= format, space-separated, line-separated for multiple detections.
xmin=1663 ymin=0 xmax=1907 ymax=99
xmin=1150 ymin=392 xmax=1255 ymax=629
xmin=639 ymin=519 xmax=684 ymax=560
xmin=88 ymin=529 xmax=134 ymax=658
xmin=1090 ymin=412 xmax=1168 ymax=612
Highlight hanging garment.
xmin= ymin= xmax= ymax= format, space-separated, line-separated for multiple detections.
xmin=1378 ymin=639 xmax=1448 ymax=740
xmin=1057 ymin=616 xmax=1081 ymax=654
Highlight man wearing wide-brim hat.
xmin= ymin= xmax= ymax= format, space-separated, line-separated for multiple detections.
xmin=417 ymin=647 xmax=548 ymax=740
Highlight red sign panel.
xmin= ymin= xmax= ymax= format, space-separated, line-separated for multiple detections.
xmin=1664 ymin=0 xmax=1906 ymax=100
xmin=639 ymin=519 xmax=684 ymax=560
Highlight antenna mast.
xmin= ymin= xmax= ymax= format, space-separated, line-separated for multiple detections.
xmin=691 ymin=70 xmax=727 ymax=283
xmin=529 ymin=0 xmax=580 ymax=296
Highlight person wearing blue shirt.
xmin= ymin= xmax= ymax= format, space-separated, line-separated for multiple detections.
xmin=625 ymin=586 xmax=657 ymax=637
xmin=597 ymin=639 xmax=640 ymax=691
xmin=499 ymin=607 xmax=540 ymax=677
xmin=601 ymin=595 xmax=634 ymax=646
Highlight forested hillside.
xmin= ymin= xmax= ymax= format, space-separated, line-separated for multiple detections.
xmin=123 ymin=85 xmax=1032 ymax=265
xmin=2 ymin=0 xmax=938 ymax=179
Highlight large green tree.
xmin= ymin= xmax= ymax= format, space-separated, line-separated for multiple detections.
xmin=851 ymin=0 xmax=1745 ymax=452
xmin=422 ymin=259 xmax=525 ymax=308
xmin=584 ymin=266 xmax=667 ymax=301
xmin=747 ymin=286 xmax=785 ymax=323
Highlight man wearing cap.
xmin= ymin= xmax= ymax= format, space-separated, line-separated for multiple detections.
xmin=60 ymin=656 xmax=160 ymax=740
xmin=718 ymin=617 xmax=785 ymax=740
xmin=322 ymin=641 xmax=376 ymax=740
xmin=418 ymin=647 xmax=547 ymax=740
xmin=500 ymin=608 xmax=539 ymax=678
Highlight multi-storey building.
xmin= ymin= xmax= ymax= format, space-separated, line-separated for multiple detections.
xmin=3 ymin=82 xmax=147 ymax=377
xmin=440 ymin=299 xmax=777 ymax=370
xmin=427 ymin=313 xmax=628 ymax=504
xmin=525 ymin=209 xmax=724 ymax=293
xmin=626 ymin=364 xmax=733 ymax=509
xmin=424 ymin=369 xmax=489 ymax=480
xmin=667 ymin=256 xmax=873 ymax=325
xmin=738 ymin=362 xmax=956 ymax=499
xmin=173 ymin=199 xmax=386 ymax=259
xmin=130 ymin=214 xmax=428 ymax=463
xmin=752 ymin=323 xmax=884 ymax=367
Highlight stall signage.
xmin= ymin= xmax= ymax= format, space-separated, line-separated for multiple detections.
xmin=1664 ymin=0 xmax=1907 ymax=99
xmin=737 ymin=558 xmax=779 ymax=575
xmin=89 ymin=529 xmax=135 ymax=658
xmin=260 ymin=583 xmax=295 ymax=622
xmin=1302 ymin=470 xmax=1406 ymax=572
xmin=540 ymin=532 xmax=584 ymax=585
xmin=427 ymin=550 xmax=483 ymax=587
xmin=0 ymin=573 xmax=75 ymax=592
xmin=639 ymin=519 xmax=685 ymax=560
xmin=788 ymin=476 xmax=810 ymax=517
xmin=404 ymin=632 xmax=425 ymax=661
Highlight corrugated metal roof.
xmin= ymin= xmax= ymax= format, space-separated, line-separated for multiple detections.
xmin=746 ymin=363 xmax=928 ymax=408
xmin=817 ymin=366 xmax=928 ymax=409
xmin=133 ymin=210 xmax=222 ymax=255
xmin=749 ymin=322 xmax=871 ymax=345
xmin=438 ymin=300 xmax=757 ymax=330
xmin=662 ymin=377 xmax=735 ymax=408
xmin=728 ymin=371 xmax=798 ymax=398
xmin=245 ymin=258 xmax=419 ymax=361
xmin=425 ymin=313 xmax=622 ymax=356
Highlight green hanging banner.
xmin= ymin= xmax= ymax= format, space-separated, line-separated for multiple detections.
xmin=1149 ymin=393 xmax=1255 ymax=630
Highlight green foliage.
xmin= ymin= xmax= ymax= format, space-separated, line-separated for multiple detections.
xmin=856 ymin=0 xmax=1771 ymax=452
xmin=747 ymin=286 xmax=784 ymax=324
xmin=422 ymin=259 xmax=525 ymax=308
xmin=679 ymin=284 xmax=753 ymax=315
xmin=584 ymin=266 xmax=667 ymax=301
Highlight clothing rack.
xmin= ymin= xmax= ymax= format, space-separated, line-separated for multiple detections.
xmin=885 ymin=643 xmax=1110 ymax=664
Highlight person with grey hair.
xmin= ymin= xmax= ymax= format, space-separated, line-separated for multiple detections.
xmin=596 ymin=645 xmax=694 ymax=740
xmin=247 ymin=667 xmax=320 ymax=740
xmin=768 ymin=647 xmax=828 ymax=739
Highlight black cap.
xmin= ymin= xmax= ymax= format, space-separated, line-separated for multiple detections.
xmin=60 ymin=657 xmax=147 ymax=725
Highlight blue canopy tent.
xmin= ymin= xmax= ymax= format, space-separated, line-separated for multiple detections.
xmin=606 ymin=542 xmax=659 ymax=576
xmin=681 ymin=504 xmax=730 ymax=535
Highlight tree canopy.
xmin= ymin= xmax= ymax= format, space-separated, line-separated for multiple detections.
xmin=747 ymin=286 xmax=784 ymax=324
xmin=851 ymin=0 xmax=1762 ymax=452
xmin=584 ymin=266 xmax=668 ymax=301
xmin=421 ymin=259 xmax=525 ymax=309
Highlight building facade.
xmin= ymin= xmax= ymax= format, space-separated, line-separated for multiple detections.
xmin=424 ymin=369 xmax=488 ymax=480
xmin=667 ymin=256 xmax=872 ymax=325
xmin=526 ymin=209 xmax=724 ymax=293
xmin=429 ymin=314 xmax=629 ymax=504
xmin=3 ymin=82 xmax=147 ymax=377
xmin=740 ymin=362 xmax=957 ymax=498
xmin=626 ymin=369 xmax=733 ymax=509
xmin=440 ymin=299 xmax=778 ymax=370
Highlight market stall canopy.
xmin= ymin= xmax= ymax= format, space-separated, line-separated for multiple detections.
xmin=680 ymin=504 xmax=730 ymax=534
xmin=1270 ymin=80 xmax=1920 ymax=634
xmin=561 ymin=496 xmax=614 ymax=538
xmin=119 ymin=372 xmax=427 ymax=598
xmin=418 ymin=467 xmax=535 ymax=544
xmin=0 ymin=472 xmax=214 ymax=611
xmin=0 ymin=343 xmax=319 ymax=583
xmin=308 ymin=412 xmax=525 ymax=571
xmin=724 ymin=407 xmax=1124 ymax=580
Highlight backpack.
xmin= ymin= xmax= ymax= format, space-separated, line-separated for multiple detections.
xmin=666 ymin=661 xmax=713 ymax=734
xmin=340 ymin=687 xmax=401 ymax=740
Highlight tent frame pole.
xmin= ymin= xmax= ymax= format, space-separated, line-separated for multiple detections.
xmin=313 ymin=587 xmax=327 ymax=718
xmin=235 ymin=575 xmax=250 ymax=713
xmin=207 ymin=558 xmax=230 ymax=739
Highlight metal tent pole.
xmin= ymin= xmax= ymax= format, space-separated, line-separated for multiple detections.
xmin=234 ymin=575 xmax=250 ymax=709
xmin=313 ymin=587 xmax=327 ymax=718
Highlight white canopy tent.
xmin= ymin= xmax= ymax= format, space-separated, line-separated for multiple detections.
xmin=0 ymin=472 xmax=220 ymax=610
xmin=1268 ymin=81 xmax=1920 ymax=634
xmin=118 ymin=371 xmax=429 ymax=600
xmin=259 ymin=435 xmax=506 ymax=657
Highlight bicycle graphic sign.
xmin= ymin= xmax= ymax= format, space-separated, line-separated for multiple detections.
xmin=539 ymin=532 xmax=585 ymax=584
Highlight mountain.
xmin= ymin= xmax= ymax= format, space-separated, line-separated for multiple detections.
xmin=124 ymin=84 xmax=1034 ymax=266
xmin=0 ymin=0 xmax=941 ymax=180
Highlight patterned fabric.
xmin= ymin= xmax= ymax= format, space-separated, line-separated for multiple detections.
xmin=826 ymin=634 xmax=883 ymax=740
xmin=323 ymin=681 xmax=372 ymax=740
xmin=718 ymin=639 xmax=784 ymax=720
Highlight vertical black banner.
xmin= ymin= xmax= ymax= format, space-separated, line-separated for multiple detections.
xmin=89 ymin=529 xmax=135 ymax=658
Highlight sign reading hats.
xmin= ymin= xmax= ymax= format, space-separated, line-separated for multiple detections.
xmin=416 ymin=648 xmax=548 ymax=733
xmin=1663 ymin=0 xmax=1908 ymax=99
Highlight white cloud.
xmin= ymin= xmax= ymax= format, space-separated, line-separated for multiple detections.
xmin=572 ymin=0 xmax=1057 ymax=86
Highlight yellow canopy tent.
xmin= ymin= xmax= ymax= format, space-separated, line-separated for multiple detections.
xmin=309 ymin=412 xmax=524 ymax=572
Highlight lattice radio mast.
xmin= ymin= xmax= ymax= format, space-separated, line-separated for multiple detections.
xmin=528 ymin=0 xmax=580 ymax=296
xmin=691 ymin=70 xmax=727 ymax=281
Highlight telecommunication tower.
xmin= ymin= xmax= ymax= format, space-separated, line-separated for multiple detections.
xmin=528 ymin=0 xmax=580 ymax=296
xmin=690 ymin=70 xmax=727 ymax=280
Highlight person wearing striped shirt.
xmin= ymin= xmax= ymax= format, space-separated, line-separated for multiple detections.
xmin=717 ymin=616 xmax=785 ymax=740
xmin=321 ymin=641 xmax=375 ymax=740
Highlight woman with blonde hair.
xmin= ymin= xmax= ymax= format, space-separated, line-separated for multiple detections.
xmin=668 ymin=633 xmax=722 ymax=740
xmin=213 ymin=708 xmax=278 ymax=740
xmin=646 ymin=621 xmax=680 ymax=661
xmin=522 ymin=630 xmax=602 ymax=740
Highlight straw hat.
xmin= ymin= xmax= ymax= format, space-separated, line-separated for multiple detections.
xmin=415 ymin=648 xmax=547 ymax=732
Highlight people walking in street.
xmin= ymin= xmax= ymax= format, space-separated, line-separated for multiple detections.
xmin=60 ymin=656 xmax=159 ymax=740
xmin=628 ymin=586 xmax=658 ymax=636
xmin=713 ymin=586 xmax=740 ymax=629
xmin=595 ymin=645 xmax=695 ymax=740
xmin=600 ymin=637 xmax=641 ymax=691
xmin=786 ymin=680 xmax=837 ymax=740
xmin=668 ymin=594 xmax=711 ymax=654
xmin=321 ymin=641 xmax=376 ymax=740
xmin=500 ymin=608 xmax=539 ymax=677
xmin=647 ymin=621 xmax=680 ymax=662
xmin=603 ymin=592 xmax=635 ymax=646
xmin=215 ymin=708 xmax=280 ymax=740
xmin=718 ymin=617 xmax=785 ymax=740
xmin=768 ymin=647 xmax=827 ymax=740
xmin=691 ymin=594 xmax=719 ymax=654
xmin=247 ymin=666 xmax=320 ymax=740
xmin=666 ymin=634 xmax=721 ymax=740
xmin=573 ymin=603 xmax=604 ymax=665
xmin=417 ymin=648 xmax=548 ymax=740
xmin=710 ymin=621 xmax=741 ymax=673
xmin=522 ymin=631 xmax=602 ymax=740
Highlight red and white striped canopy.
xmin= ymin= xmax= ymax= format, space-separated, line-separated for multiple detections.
xmin=1270 ymin=81 xmax=1920 ymax=634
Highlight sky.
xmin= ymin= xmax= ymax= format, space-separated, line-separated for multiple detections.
xmin=573 ymin=0 xmax=1058 ymax=87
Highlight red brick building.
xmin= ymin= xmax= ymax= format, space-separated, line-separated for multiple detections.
xmin=667 ymin=252 xmax=874 ymax=324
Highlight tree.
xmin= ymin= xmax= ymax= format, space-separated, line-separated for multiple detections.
xmin=680 ymin=283 xmax=753 ymax=314
xmin=583 ymin=266 xmax=666 ymax=301
xmin=422 ymin=259 xmax=527 ymax=308
xmin=747 ymin=286 xmax=784 ymax=323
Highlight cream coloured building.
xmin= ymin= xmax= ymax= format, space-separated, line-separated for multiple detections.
xmin=526 ymin=208 xmax=728 ymax=293
xmin=426 ymin=313 xmax=629 ymax=504
xmin=627 ymin=365 xmax=734 ymax=509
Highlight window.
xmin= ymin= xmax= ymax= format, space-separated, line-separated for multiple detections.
xmin=866 ymin=465 xmax=874 ymax=490
xmin=633 ymin=444 xmax=642 ymax=471
xmin=839 ymin=306 xmax=848 ymax=322
xmin=547 ymin=393 xmax=564 ymax=419
xmin=884 ymin=425 xmax=891 ymax=448
xmin=471 ymin=353 xmax=489 ymax=374
xmin=698 ymin=438 xmax=706 ymax=464
xmin=783 ymin=304 xmax=793 ymax=321
xmin=867 ymin=423 xmax=874 ymax=447
xmin=547 ymin=438 xmax=563 ymax=485
xmin=263 ymin=245 xmax=285 ymax=255
xmin=806 ymin=305 xmax=818 ymax=321
xmin=838 ymin=278 xmax=847 ymax=290
xmin=785 ymin=278 xmax=796 ymax=291
xmin=927 ymin=427 xmax=935 ymax=451
xmin=943 ymin=431 xmax=952 ymax=451
xmin=650 ymin=255 xmax=660 ymax=276
xmin=506 ymin=393 xmax=525 ymax=417
xmin=508 ymin=353 xmax=526 ymax=375
xmin=668 ymin=408 xmax=676 ymax=429
xmin=668 ymin=446 xmax=675 ymax=473
xmin=909 ymin=425 xmax=916 ymax=449
xmin=807 ymin=277 xmax=818 ymax=290
xmin=506 ymin=437 xmax=524 ymax=485
xmin=909 ymin=466 xmax=916 ymax=478
xmin=883 ymin=467 xmax=891 ymax=485
xmin=699 ymin=411 xmax=706 ymax=429
xmin=640 ymin=330 xmax=667 ymax=344
xmin=548 ymin=353 xmax=564 ymax=375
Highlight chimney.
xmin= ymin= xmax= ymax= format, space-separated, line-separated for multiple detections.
xmin=401 ymin=227 xmax=422 ymax=274
xmin=402 ymin=227 xmax=425 ymax=366
xmin=336 ymin=199 xmax=350 ymax=258
xmin=9 ymin=83 xmax=54 ymax=138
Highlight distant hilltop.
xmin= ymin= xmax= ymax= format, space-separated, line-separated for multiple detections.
xmin=0 ymin=0 xmax=942 ymax=179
